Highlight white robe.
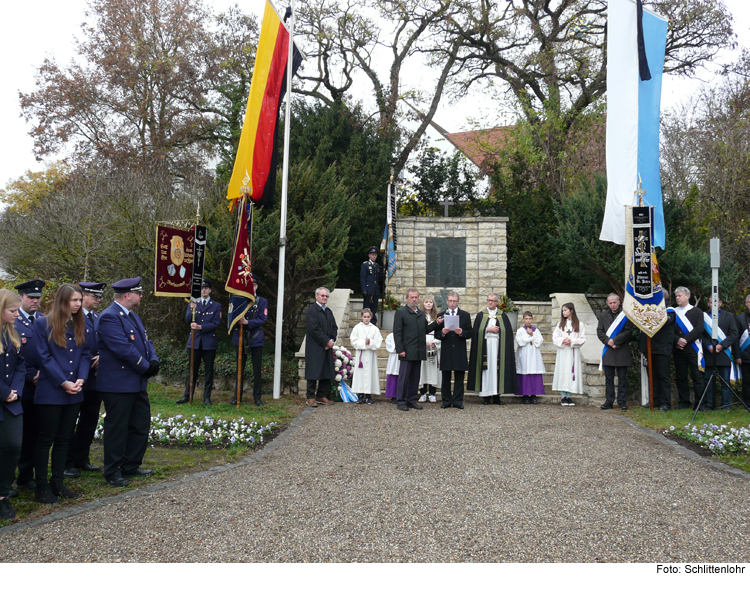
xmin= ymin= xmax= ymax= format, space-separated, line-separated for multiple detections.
xmin=478 ymin=312 xmax=501 ymax=397
xmin=516 ymin=326 xmax=545 ymax=375
xmin=350 ymin=322 xmax=382 ymax=394
xmin=385 ymin=333 xmax=400 ymax=375
xmin=419 ymin=313 xmax=442 ymax=388
xmin=552 ymin=320 xmax=586 ymax=394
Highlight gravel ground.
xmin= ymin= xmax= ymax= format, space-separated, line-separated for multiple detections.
xmin=1 ymin=400 xmax=749 ymax=563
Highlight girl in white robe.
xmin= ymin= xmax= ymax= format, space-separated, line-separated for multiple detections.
xmin=552 ymin=302 xmax=586 ymax=406
xmin=350 ymin=309 xmax=382 ymax=403
xmin=418 ymin=296 xmax=441 ymax=403
xmin=385 ymin=333 xmax=400 ymax=402
xmin=516 ymin=311 xmax=545 ymax=403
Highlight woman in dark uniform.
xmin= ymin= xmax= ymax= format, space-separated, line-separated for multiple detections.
xmin=0 ymin=289 xmax=25 ymax=520
xmin=32 ymin=284 xmax=91 ymax=503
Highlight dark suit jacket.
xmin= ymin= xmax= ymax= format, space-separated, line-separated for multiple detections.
xmin=596 ymin=308 xmax=633 ymax=367
xmin=33 ymin=316 xmax=91 ymax=405
xmin=0 ymin=335 xmax=25 ymax=418
xmin=435 ymin=308 xmax=473 ymax=371
xmin=15 ymin=312 xmax=45 ymax=402
xmin=96 ymin=303 xmax=158 ymax=393
xmin=305 ymin=303 xmax=338 ymax=381
xmin=231 ymin=295 xmax=268 ymax=349
xmin=702 ymin=309 xmax=738 ymax=367
xmin=185 ymin=299 xmax=222 ymax=350
xmin=83 ymin=310 xmax=100 ymax=391
xmin=734 ymin=311 xmax=750 ymax=364
xmin=673 ymin=305 xmax=704 ymax=358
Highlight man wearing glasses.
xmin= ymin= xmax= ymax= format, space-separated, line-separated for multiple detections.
xmin=304 ymin=287 xmax=338 ymax=407
xmin=64 ymin=282 xmax=107 ymax=478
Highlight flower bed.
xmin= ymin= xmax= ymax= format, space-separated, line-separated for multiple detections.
xmin=666 ymin=422 xmax=750 ymax=455
xmin=94 ymin=414 xmax=279 ymax=448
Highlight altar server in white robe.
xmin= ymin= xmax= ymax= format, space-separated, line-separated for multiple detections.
xmin=516 ymin=311 xmax=545 ymax=404
xmin=350 ymin=309 xmax=383 ymax=403
xmin=552 ymin=302 xmax=586 ymax=406
xmin=384 ymin=333 xmax=400 ymax=402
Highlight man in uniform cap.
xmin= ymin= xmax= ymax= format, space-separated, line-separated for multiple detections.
xmin=96 ymin=277 xmax=159 ymax=487
xmin=64 ymin=282 xmax=106 ymax=478
xmin=13 ymin=279 xmax=46 ymax=490
xmin=360 ymin=246 xmax=383 ymax=325
xmin=176 ymin=278 xmax=222 ymax=406
xmin=230 ymin=274 xmax=268 ymax=406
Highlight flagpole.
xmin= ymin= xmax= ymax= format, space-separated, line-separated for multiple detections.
xmin=273 ymin=0 xmax=295 ymax=400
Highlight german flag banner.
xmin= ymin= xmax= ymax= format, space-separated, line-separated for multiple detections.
xmin=227 ymin=0 xmax=302 ymax=209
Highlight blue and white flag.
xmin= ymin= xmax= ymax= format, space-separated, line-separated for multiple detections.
xmin=339 ymin=379 xmax=358 ymax=403
xmin=382 ymin=222 xmax=397 ymax=280
xmin=703 ymin=312 xmax=737 ymax=383
xmin=668 ymin=307 xmax=704 ymax=371
xmin=601 ymin=0 xmax=668 ymax=249
xmin=598 ymin=310 xmax=629 ymax=372
xmin=739 ymin=328 xmax=750 ymax=354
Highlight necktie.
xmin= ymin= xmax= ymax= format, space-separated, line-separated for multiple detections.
xmin=202 ymin=299 xmax=207 ymax=306
xmin=29 ymin=314 xmax=34 ymax=324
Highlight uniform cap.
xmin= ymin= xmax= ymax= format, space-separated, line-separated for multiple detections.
xmin=367 ymin=246 xmax=379 ymax=255
xmin=15 ymin=279 xmax=45 ymax=297
xmin=112 ymin=277 xmax=143 ymax=293
xmin=201 ymin=278 xmax=212 ymax=288
xmin=79 ymin=281 xmax=107 ymax=295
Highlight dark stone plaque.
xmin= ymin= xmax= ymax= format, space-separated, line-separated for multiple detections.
xmin=426 ymin=238 xmax=466 ymax=287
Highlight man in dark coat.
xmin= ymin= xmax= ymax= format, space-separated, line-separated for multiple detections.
xmin=97 ymin=277 xmax=159 ymax=487
xmin=177 ymin=278 xmax=222 ymax=406
xmin=435 ymin=291 xmax=473 ymax=409
xmin=360 ymin=246 xmax=383 ymax=325
xmin=734 ymin=294 xmax=750 ymax=406
xmin=597 ymin=293 xmax=634 ymax=410
xmin=640 ymin=293 xmax=675 ymax=411
xmin=672 ymin=286 xmax=705 ymax=410
xmin=393 ymin=288 xmax=437 ymax=411
xmin=65 ymin=281 xmax=106 ymax=478
xmin=467 ymin=293 xmax=517 ymax=405
xmin=230 ymin=274 xmax=268 ymax=406
xmin=701 ymin=297 xmax=738 ymax=410
xmin=14 ymin=279 xmax=46 ymax=490
xmin=305 ymin=287 xmax=338 ymax=408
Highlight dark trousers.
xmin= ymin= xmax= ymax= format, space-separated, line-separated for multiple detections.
xmin=34 ymin=403 xmax=81 ymax=487
xmin=742 ymin=368 xmax=750 ymax=405
xmin=67 ymin=388 xmax=102 ymax=468
xmin=396 ymin=360 xmax=421 ymax=406
xmin=604 ymin=365 xmax=628 ymax=406
xmin=441 ymin=370 xmax=465 ymax=407
xmin=101 ymin=391 xmax=150 ymax=478
xmin=238 ymin=345 xmax=263 ymax=403
xmin=649 ymin=354 xmax=672 ymax=408
xmin=674 ymin=350 xmax=703 ymax=407
xmin=183 ymin=347 xmax=216 ymax=400
xmin=17 ymin=394 xmax=38 ymax=483
xmin=704 ymin=365 xmax=732 ymax=408
xmin=306 ymin=379 xmax=331 ymax=400
xmin=364 ymin=295 xmax=379 ymax=325
xmin=0 ymin=408 xmax=23 ymax=497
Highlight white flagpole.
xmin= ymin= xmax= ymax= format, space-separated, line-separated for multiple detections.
xmin=273 ymin=0 xmax=295 ymax=400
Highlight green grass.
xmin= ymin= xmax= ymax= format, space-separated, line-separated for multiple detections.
xmin=0 ymin=383 xmax=305 ymax=528
xmin=627 ymin=405 xmax=750 ymax=472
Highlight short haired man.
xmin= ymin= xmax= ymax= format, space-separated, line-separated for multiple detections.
xmin=176 ymin=278 xmax=222 ymax=406
xmin=230 ymin=274 xmax=268 ymax=406
xmin=435 ymin=291 xmax=473 ymax=409
xmin=597 ymin=293 xmax=633 ymax=410
xmin=13 ymin=279 xmax=46 ymax=490
xmin=701 ymin=297 xmax=738 ymax=410
xmin=671 ymin=287 xmax=705 ymax=410
xmin=304 ymin=287 xmax=338 ymax=407
xmin=97 ymin=277 xmax=159 ymax=487
xmin=64 ymin=281 xmax=107 ymax=478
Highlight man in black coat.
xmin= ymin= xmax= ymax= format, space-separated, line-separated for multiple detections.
xmin=305 ymin=287 xmax=338 ymax=408
xmin=734 ymin=294 xmax=750 ymax=406
xmin=435 ymin=291 xmax=473 ymax=409
xmin=596 ymin=293 xmax=634 ymax=410
xmin=701 ymin=297 xmax=738 ymax=410
xmin=393 ymin=288 xmax=437 ymax=411
xmin=672 ymin=286 xmax=705 ymax=410
xmin=360 ymin=246 xmax=383 ymax=325
xmin=640 ymin=293 xmax=675 ymax=411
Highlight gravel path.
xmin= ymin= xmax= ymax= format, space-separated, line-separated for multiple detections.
xmin=2 ymin=401 xmax=749 ymax=563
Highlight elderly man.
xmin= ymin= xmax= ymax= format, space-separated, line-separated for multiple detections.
xmin=734 ymin=294 xmax=750 ymax=407
xmin=435 ymin=291 xmax=473 ymax=409
xmin=597 ymin=293 xmax=633 ymax=410
xmin=671 ymin=286 xmax=704 ymax=410
xmin=701 ymin=297 xmax=738 ymax=410
xmin=97 ymin=277 xmax=159 ymax=487
xmin=393 ymin=288 xmax=437 ymax=411
xmin=305 ymin=287 xmax=338 ymax=408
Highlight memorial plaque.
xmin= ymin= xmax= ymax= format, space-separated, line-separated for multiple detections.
xmin=426 ymin=238 xmax=466 ymax=287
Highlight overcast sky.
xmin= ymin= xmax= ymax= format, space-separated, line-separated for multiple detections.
xmin=1 ymin=0 xmax=749 ymax=188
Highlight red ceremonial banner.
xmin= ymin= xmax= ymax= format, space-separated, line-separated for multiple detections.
xmin=225 ymin=197 xmax=255 ymax=301
xmin=154 ymin=225 xmax=195 ymax=297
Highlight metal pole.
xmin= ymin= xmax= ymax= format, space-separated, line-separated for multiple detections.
xmin=273 ymin=0 xmax=295 ymax=400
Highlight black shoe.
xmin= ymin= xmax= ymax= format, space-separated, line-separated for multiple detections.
xmin=397 ymin=405 xmax=410 ymax=411
xmin=521 ymin=397 xmax=530 ymax=405
xmin=618 ymin=404 xmax=628 ymax=411
xmin=122 ymin=468 xmax=153 ymax=477
xmin=481 ymin=398 xmax=492 ymax=405
xmin=600 ymin=403 xmax=613 ymax=410
xmin=64 ymin=467 xmax=81 ymax=479
xmin=254 ymin=399 xmax=264 ymax=406
xmin=51 ymin=480 xmax=79 ymax=500
xmin=492 ymin=395 xmax=502 ymax=405
xmin=16 ymin=479 xmax=35 ymax=491
xmin=530 ymin=396 xmax=539 ymax=405
xmin=677 ymin=402 xmax=691 ymax=410
xmin=659 ymin=404 xmax=670 ymax=412
xmin=453 ymin=404 xmax=464 ymax=409
xmin=0 ymin=498 xmax=16 ymax=520
xmin=407 ymin=402 xmax=423 ymax=410
xmin=204 ymin=398 xmax=212 ymax=406
xmin=176 ymin=396 xmax=189 ymax=404
xmin=34 ymin=486 xmax=60 ymax=505
xmin=76 ymin=463 xmax=101 ymax=472
xmin=365 ymin=395 xmax=374 ymax=405
xmin=357 ymin=394 xmax=365 ymax=405
xmin=7 ymin=488 xmax=18 ymax=499
xmin=441 ymin=404 xmax=451 ymax=409
xmin=228 ymin=399 xmax=242 ymax=405
xmin=105 ymin=475 xmax=131 ymax=487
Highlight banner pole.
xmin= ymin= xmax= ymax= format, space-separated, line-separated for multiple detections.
xmin=189 ymin=308 xmax=196 ymax=405
xmin=236 ymin=325 xmax=244 ymax=407
xmin=273 ymin=0 xmax=295 ymax=401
